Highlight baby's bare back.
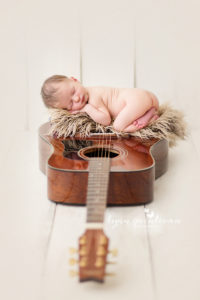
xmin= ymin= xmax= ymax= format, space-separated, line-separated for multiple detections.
xmin=88 ymin=86 xmax=159 ymax=118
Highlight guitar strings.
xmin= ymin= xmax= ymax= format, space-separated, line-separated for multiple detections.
xmin=97 ymin=128 xmax=104 ymax=224
xmin=96 ymin=128 xmax=102 ymax=223
xmin=102 ymin=127 xmax=111 ymax=223
xmin=93 ymin=127 xmax=112 ymax=223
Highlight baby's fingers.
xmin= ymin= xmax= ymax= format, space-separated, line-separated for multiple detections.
xmin=70 ymin=110 xmax=80 ymax=114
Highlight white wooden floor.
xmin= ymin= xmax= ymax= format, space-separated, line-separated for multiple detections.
xmin=0 ymin=126 xmax=200 ymax=300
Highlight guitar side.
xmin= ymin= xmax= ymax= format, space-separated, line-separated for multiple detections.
xmin=38 ymin=122 xmax=168 ymax=206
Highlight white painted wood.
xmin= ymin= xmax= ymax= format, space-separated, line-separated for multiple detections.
xmin=0 ymin=1 xmax=27 ymax=133
xmin=80 ymin=0 xmax=136 ymax=88
xmin=26 ymin=0 xmax=81 ymax=132
xmin=145 ymin=134 xmax=200 ymax=300
xmin=135 ymin=0 xmax=200 ymax=130
xmin=0 ymin=131 xmax=56 ymax=300
xmin=190 ymin=129 xmax=200 ymax=158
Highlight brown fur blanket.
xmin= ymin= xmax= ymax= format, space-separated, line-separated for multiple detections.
xmin=48 ymin=102 xmax=188 ymax=147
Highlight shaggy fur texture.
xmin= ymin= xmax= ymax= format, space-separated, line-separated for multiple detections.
xmin=48 ymin=102 xmax=188 ymax=147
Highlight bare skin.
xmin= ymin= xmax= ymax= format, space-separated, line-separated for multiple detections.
xmin=53 ymin=77 xmax=159 ymax=132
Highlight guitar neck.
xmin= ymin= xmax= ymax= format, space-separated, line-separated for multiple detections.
xmin=86 ymin=158 xmax=111 ymax=225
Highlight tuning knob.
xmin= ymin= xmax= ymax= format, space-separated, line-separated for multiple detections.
xmin=79 ymin=246 xmax=87 ymax=256
xmin=99 ymin=235 xmax=107 ymax=245
xmin=80 ymin=257 xmax=87 ymax=267
xmin=69 ymin=270 xmax=78 ymax=277
xmin=108 ymin=249 xmax=118 ymax=256
xmin=79 ymin=236 xmax=86 ymax=245
xmin=106 ymin=261 xmax=117 ymax=264
xmin=97 ymin=246 xmax=106 ymax=256
xmin=95 ymin=257 xmax=104 ymax=268
xmin=105 ymin=272 xmax=116 ymax=276
xmin=69 ymin=258 xmax=78 ymax=265
xmin=69 ymin=247 xmax=78 ymax=254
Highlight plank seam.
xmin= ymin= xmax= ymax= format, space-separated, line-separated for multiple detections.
xmin=144 ymin=204 xmax=158 ymax=300
xmin=43 ymin=204 xmax=57 ymax=259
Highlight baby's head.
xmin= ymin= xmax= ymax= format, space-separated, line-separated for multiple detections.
xmin=41 ymin=75 xmax=89 ymax=112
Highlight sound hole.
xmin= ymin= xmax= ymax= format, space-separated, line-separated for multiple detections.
xmin=83 ymin=147 xmax=119 ymax=158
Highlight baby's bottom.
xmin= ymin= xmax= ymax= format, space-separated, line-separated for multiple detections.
xmin=113 ymin=98 xmax=159 ymax=133
xmin=133 ymin=107 xmax=159 ymax=129
xmin=119 ymin=106 xmax=159 ymax=133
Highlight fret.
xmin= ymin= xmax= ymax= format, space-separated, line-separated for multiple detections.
xmin=87 ymin=212 xmax=106 ymax=217
xmin=86 ymin=158 xmax=110 ymax=223
xmin=87 ymin=192 xmax=108 ymax=197
xmin=87 ymin=208 xmax=106 ymax=212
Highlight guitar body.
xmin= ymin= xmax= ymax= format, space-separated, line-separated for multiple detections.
xmin=39 ymin=122 xmax=168 ymax=206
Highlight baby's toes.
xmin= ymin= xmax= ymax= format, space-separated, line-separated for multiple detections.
xmin=138 ymin=123 xmax=146 ymax=129
xmin=153 ymin=114 xmax=159 ymax=121
xmin=150 ymin=114 xmax=159 ymax=122
xmin=133 ymin=120 xmax=138 ymax=126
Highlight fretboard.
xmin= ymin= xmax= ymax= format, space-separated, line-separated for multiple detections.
xmin=86 ymin=158 xmax=111 ymax=223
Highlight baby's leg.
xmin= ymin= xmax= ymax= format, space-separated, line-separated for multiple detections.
xmin=113 ymin=102 xmax=154 ymax=132
xmin=133 ymin=107 xmax=159 ymax=129
xmin=113 ymin=97 xmax=159 ymax=132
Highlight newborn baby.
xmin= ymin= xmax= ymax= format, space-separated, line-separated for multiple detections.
xmin=41 ymin=75 xmax=159 ymax=132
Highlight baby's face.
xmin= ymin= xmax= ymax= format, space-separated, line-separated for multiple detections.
xmin=54 ymin=78 xmax=88 ymax=112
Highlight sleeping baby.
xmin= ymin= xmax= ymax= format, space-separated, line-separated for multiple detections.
xmin=41 ymin=75 xmax=159 ymax=133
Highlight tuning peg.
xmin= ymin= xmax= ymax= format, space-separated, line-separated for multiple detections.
xmin=80 ymin=257 xmax=87 ymax=267
xmin=96 ymin=246 xmax=106 ymax=256
xmin=69 ymin=258 xmax=78 ymax=265
xmin=79 ymin=236 xmax=86 ymax=245
xmin=105 ymin=272 xmax=116 ymax=276
xmin=99 ymin=235 xmax=107 ymax=245
xmin=106 ymin=261 xmax=117 ymax=264
xmin=95 ymin=257 xmax=104 ymax=268
xmin=79 ymin=246 xmax=87 ymax=256
xmin=108 ymin=249 xmax=118 ymax=256
xmin=69 ymin=270 xmax=78 ymax=277
xmin=69 ymin=247 xmax=78 ymax=254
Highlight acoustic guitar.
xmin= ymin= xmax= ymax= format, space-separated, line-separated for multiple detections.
xmin=38 ymin=122 xmax=168 ymax=282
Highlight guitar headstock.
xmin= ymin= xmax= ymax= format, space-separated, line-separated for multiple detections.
xmin=69 ymin=229 xmax=117 ymax=282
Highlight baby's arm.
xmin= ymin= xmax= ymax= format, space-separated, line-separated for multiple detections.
xmin=82 ymin=103 xmax=111 ymax=126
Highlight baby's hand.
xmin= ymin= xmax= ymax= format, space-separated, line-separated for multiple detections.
xmin=70 ymin=110 xmax=81 ymax=114
xmin=70 ymin=105 xmax=88 ymax=114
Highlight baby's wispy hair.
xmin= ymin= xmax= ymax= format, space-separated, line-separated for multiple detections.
xmin=41 ymin=74 xmax=68 ymax=108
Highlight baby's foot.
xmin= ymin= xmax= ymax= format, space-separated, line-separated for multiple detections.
xmin=133 ymin=107 xmax=158 ymax=129
xmin=149 ymin=114 xmax=159 ymax=123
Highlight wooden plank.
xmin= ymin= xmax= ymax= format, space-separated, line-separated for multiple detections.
xmin=0 ymin=131 xmax=56 ymax=300
xmin=135 ymin=0 xmax=200 ymax=129
xmin=145 ymin=135 xmax=200 ymax=300
xmin=80 ymin=0 xmax=136 ymax=87
xmin=190 ymin=129 xmax=200 ymax=158
xmin=0 ymin=1 xmax=27 ymax=132
xmin=26 ymin=0 xmax=81 ymax=131
xmin=135 ymin=2 xmax=200 ymax=295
